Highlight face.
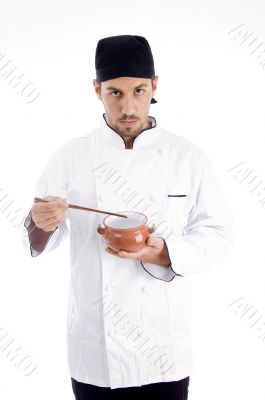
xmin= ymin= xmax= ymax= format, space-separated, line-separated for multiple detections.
xmin=93 ymin=76 xmax=158 ymax=142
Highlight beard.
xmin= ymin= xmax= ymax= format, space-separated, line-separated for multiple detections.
xmin=114 ymin=119 xmax=146 ymax=138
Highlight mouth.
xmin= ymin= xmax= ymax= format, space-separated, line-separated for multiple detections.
xmin=120 ymin=120 xmax=138 ymax=126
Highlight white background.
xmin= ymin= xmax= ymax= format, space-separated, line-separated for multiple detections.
xmin=1 ymin=0 xmax=265 ymax=398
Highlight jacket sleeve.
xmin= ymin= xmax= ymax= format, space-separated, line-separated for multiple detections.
xmin=140 ymin=148 xmax=234 ymax=281
xmin=20 ymin=148 xmax=69 ymax=258
xmin=140 ymin=246 xmax=181 ymax=282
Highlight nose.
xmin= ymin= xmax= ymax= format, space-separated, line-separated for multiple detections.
xmin=121 ymin=95 xmax=136 ymax=116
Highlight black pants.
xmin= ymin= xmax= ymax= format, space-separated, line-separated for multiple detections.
xmin=71 ymin=376 xmax=190 ymax=400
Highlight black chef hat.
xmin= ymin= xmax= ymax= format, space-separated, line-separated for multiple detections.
xmin=95 ymin=35 xmax=158 ymax=104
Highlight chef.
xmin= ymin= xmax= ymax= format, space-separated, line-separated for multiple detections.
xmin=22 ymin=35 xmax=234 ymax=400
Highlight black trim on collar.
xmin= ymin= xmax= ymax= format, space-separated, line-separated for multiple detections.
xmin=102 ymin=113 xmax=157 ymax=148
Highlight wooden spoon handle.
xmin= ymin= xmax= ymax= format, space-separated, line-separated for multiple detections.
xmin=34 ymin=197 xmax=128 ymax=218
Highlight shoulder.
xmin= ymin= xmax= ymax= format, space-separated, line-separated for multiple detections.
xmin=51 ymin=129 xmax=98 ymax=160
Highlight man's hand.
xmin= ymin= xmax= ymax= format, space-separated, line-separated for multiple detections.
xmin=31 ymin=195 xmax=69 ymax=232
xmin=105 ymin=236 xmax=171 ymax=268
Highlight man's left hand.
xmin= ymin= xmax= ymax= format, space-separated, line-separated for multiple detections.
xmin=105 ymin=236 xmax=171 ymax=268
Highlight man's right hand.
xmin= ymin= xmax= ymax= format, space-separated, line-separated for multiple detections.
xmin=31 ymin=196 xmax=69 ymax=232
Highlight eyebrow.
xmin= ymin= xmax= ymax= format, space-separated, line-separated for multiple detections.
xmin=105 ymin=83 xmax=149 ymax=91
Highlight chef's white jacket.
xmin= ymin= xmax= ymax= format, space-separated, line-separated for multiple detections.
xmin=21 ymin=113 xmax=233 ymax=389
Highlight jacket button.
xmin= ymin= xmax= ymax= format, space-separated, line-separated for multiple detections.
xmin=105 ymin=284 xmax=115 ymax=292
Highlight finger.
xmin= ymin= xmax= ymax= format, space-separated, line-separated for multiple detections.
xmin=35 ymin=218 xmax=58 ymax=229
xmin=44 ymin=196 xmax=67 ymax=203
xmin=146 ymin=236 xmax=163 ymax=248
xmin=105 ymin=247 xmax=119 ymax=256
xmin=43 ymin=198 xmax=68 ymax=207
xmin=118 ymin=247 xmax=147 ymax=259
xmin=41 ymin=223 xmax=58 ymax=232
xmin=35 ymin=200 xmax=68 ymax=212
xmin=35 ymin=215 xmax=58 ymax=225
xmin=105 ymin=246 xmax=138 ymax=259
xmin=33 ymin=210 xmax=58 ymax=218
xmin=45 ymin=196 xmax=61 ymax=201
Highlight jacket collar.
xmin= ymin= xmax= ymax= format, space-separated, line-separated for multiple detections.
xmin=99 ymin=112 xmax=160 ymax=150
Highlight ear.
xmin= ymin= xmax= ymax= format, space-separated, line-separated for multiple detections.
xmin=151 ymin=75 xmax=159 ymax=96
xmin=93 ymin=79 xmax=102 ymax=101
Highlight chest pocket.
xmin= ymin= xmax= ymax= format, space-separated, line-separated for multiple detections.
xmin=160 ymin=186 xmax=190 ymax=237
xmin=161 ymin=146 xmax=196 ymax=236
xmin=144 ymin=181 xmax=191 ymax=238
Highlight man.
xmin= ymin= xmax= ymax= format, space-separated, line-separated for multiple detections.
xmin=22 ymin=35 xmax=233 ymax=399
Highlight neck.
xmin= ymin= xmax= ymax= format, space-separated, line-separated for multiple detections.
xmin=124 ymin=118 xmax=152 ymax=149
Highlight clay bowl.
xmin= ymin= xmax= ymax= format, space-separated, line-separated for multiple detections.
xmin=97 ymin=211 xmax=156 ymax=253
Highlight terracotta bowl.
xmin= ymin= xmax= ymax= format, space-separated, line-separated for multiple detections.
xmin=97 ymin=211 xmax=156 ymax=253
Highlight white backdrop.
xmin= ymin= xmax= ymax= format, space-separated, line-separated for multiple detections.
xmin=1 ymin=0 xmax=265 ymax=399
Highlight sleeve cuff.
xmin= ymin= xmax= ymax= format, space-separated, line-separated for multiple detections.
xmin=139 ymin=237 xmax=184 ymax=282
xmin=23 ymin=210 xmax=60 ymax=257
xmin=140 ymin=260 xmax=182 ymax=282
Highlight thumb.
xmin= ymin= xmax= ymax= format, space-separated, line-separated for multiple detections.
xmin=60 ymin=198 xmax=69 ymax=208
xmin=147 ymin=236 xmax=160 ymax=247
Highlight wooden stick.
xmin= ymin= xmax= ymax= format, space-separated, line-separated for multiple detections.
xmin=34 ymin=197 xmax=128 ymax=218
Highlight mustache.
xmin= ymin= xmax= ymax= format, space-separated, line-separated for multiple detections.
xmin=120 ymin=117 xmax=138 ymax=121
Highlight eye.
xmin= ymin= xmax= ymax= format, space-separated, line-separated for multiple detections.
xmin=110 ymin=91 xmax=120 ymax=97
xmin=136 ymin=88 xmax=145 ymax=94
